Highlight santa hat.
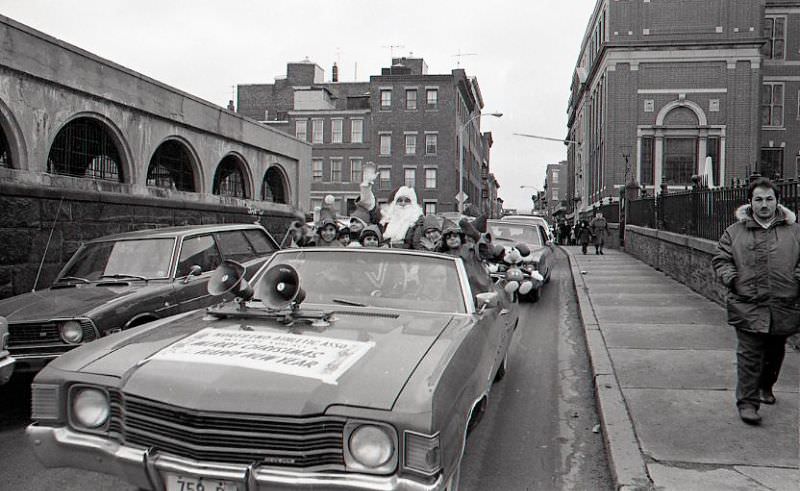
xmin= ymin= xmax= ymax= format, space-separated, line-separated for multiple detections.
xmin=391 ymin=186 xmax=418 ymax=205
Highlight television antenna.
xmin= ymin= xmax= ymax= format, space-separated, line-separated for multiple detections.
xmin=452 ymin=50 xmax=477 ymax=67
xmin=382 ymin=44 xmax=405 ymax=58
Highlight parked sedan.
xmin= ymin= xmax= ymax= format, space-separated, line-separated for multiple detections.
xmin=27 ymin=247 xmax=518 ymax=490
xmin=0 ymin=317 xmax=14 ymax=385
xmin=0 ymin=223 xmax=277 ymax=378
xmin=487 ymin=219 xmax=553 ymax=301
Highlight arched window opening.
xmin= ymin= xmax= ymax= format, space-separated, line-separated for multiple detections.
xmin=262 ymin=167 xmax=287 ymax=203
xmin=213 ymin=156 xmax=248 ymax=198
xmin=47 ymin=117 xmax=122 ymax=181
xmin=0 ymin=126 xmax=11 ymax=168
xmin=147 ymin=140 xmax=196 ymax=191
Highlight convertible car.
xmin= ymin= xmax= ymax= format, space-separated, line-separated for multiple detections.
xmin=27 ymin=247 xmax=519 ymax=490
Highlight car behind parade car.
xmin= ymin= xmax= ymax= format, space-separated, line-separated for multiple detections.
xmin=0 ymin=317 xmax=14 ymax=385
xmin=486 ymin=219 xmax=553 ymax=302
xmin=27 ymin=247 xmax=519 ymax=490
xmin=0 ymin=223 xmax=277 ymax=379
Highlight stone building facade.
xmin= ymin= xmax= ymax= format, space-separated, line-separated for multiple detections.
xmin=237 ymin=58 xmax=499 ymax=217
xmin=566 ymin=0 xmax=799 ymax=217
xmin=0 ymin=15 xmax=310 ymax=298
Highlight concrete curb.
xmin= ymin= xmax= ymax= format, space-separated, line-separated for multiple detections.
xmin=563 ymin=247 xmax=653 ymax=491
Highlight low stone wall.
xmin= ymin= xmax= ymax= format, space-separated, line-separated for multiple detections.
xmin=624 ymin=225 xmax=723 ymax=305
xmin=0 ymin=181 xmax=302 ymax=299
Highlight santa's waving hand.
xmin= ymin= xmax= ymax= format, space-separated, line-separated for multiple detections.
xmin=380 ymin=186 xmax=423 ymax=248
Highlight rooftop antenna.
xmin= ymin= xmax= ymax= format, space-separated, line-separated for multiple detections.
xmin=452 ymin=50 xmax=478 ymax=67
xmin=382 ymin=44 xmax=405 ymax=59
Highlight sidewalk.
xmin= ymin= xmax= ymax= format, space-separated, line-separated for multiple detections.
xmin=565 ymin=246 xmax=799 ymax=491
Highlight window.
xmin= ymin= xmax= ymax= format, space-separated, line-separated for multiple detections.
xmin=406 ymin=89 xmax=417 ymax=110
xmin=351 ymin=118 xmax=363 ymax=143
xmin=350 ymin=158 xmax=363 ymax=183
xmin=177 ymin=235 xmax=221 ymax=276
xmin=760 ymin=148 xmax=784 ymax=180
xmin=762 ymin=83 xmax=784 ymax=127
xmin=762 ymin=16 xmax=786 ymax=60
xmin=405 ymin=134 xmax=416 ymax=155
xmin=295 ymin=120 xmax=308 ymax=141
xmin=663 ymin=138 xmax=696 ymax=185
xmin=380 ymin=134 xmax=392 ymax=155
xmin=404 ymin=168 xmax=416 ymax=187
xmin=552 ymin=190 xmax=559 ymax=201
xmin=312 ymin=159 xmax=323 ymax=182
xmin=331 ymin=119 xmax=343 ymax=143
xmin=552 ymin=171 xmax=559 ymax=183
xmin=380 ymin=89 xmax=392 ymax=109
xmin=425 ymin=168 xmax=437 ymax=188
xmin=424 ymin=201 xmax=437 ymax=215
xmin=707 ymin=137 xmax=720 ymax=186
xmin=312 ymin=119 xmax=324 ymax=143
xmin=426 ymin=89 xmax=438 ymax=109
xmin=215 ymin=230 xmax=260 ymax=264
xmin=330 ymin=158 xmax=342 ymax=182
xmin=425 ymin=134 xmax=438 ymax=155
xmin=378 ymin=168 xmax=391 ymax=190
xmin=310 ymin=198 xmax=322 ymax=212
xmin=640 ymin=137 xmax=654 ymax=185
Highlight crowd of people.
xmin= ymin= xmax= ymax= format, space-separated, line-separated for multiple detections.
xmin=553 ymin=214 xmax=609 ymax=255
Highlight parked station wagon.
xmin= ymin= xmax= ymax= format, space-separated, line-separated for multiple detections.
xmin=28 ymin=247 xmax=518 ymax=490
xmin=0 ymin=223 xmax=277 ymax=377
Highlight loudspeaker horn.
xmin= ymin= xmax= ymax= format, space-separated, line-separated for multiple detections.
xmin=258 ymin=264 xmax=306 ymax=310
xmin=208 ymin=259 xmax=254 ymax=301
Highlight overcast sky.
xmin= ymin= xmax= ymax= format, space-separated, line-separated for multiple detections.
xmin=0 ymin=0 xmax=597 ymax=211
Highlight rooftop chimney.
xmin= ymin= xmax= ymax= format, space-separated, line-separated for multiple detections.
xmin=332 ymin=62 xmax=339 ymax=82
xmin=227 ymin=100 xmax=235 ymax=111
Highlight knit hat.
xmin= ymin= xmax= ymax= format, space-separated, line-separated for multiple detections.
xmin=350 ymin=205 xmax=371 ymax=227
xmin=359 ymin=224 xmax=383 ymax=243
xmin=422 ymin=215 xmax=442 ymax=233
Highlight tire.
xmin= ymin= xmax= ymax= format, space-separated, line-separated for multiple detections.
xmin=493 ymin=352 xmax=508 ymax=383
xmin=466 ymin=397 xmax=486 ymax=434
xmin=523 ymin=287 xmax=540 ymax=303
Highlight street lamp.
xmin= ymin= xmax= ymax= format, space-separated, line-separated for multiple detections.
xmin=458 ymin=111 xmax=503 ymax=214
xmin=520 ymin=184 xmax=541 ymax=213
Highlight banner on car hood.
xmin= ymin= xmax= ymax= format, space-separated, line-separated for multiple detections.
xmin=149 ymin=328 xmax=374 ymax=384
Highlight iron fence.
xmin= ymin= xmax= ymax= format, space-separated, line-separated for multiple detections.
xmin=625 ymin=179 xmax=800 ymax=242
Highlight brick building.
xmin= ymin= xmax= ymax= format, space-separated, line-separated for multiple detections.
xmin=544 ymin=161 xmax=568 ymax=221
xmin=566 ymin=0 xmax=800 ymax=217
xmin=237 ymin=57 xmax=499 ymax=217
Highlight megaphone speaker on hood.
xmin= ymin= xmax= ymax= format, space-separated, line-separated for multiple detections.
xmin=208 ymin=259 xmax=254 ymax=301
xmin=259 ymin=264 xmax=306 ymax=309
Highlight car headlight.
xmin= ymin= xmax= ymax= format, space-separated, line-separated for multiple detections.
xmin=347 ymin=424 xmax=395 ymax=471
xmin=70 ymin=387 xmax=109 ymax=430
xmin=59 ymin=320 xmax=83 ymax=344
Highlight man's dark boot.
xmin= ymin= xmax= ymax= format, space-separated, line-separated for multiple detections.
xmin=760 ymin=388 xmax=776 ymax=405
xmin=739 ymin=405 xmax=761 ymax=425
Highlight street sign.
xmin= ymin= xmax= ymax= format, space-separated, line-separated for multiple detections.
xmin=455 ymin=191 xmax=468 ymax=203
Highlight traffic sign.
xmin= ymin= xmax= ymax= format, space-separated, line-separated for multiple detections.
xmin=455 ymin=191 xmax=468 ymax=202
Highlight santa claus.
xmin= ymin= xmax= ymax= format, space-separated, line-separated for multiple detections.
xmin=380 ymin=186 xmax=423 ymax=248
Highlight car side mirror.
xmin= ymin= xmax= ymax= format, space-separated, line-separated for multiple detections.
xmin=475 ymin=291 xmax=498 ymax=312
xmin=182 ymin=265 xmax=203 ymax=284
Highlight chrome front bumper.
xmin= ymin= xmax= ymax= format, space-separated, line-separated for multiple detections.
xmin=27 ymin=424 xmax=445 ymax=491
xmin=0 ymin=353 xmax=14 ymax=384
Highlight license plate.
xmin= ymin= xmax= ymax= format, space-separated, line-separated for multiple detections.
xmin=165 ymin=473 xmax=240 ymax=491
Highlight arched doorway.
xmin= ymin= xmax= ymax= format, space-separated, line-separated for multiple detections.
xmin=262 ymin=166 xmax=288 ymax=204
xmin=47 ymin=117 xmax=123 ymax=181
xmin=146 ymin=140 xmax=197 ymax=191
xmin=213 ymin=155 xmax=249 ymax=198
xmin=0 ymin=125 xmax=10 ymax=168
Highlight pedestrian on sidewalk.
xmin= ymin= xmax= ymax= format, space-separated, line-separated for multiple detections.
xmin=577 ymin=220 xmax=592 ymax=254
xmin=711 ymin=177 xmax=800 ymax=425
xmin=589 ymin=212 xmax=609 ymax=254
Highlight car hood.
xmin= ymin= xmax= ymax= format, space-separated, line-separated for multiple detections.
xmin=0 ymin=283 xmax=155 ymax=321
xmin=78 ymin=309 xmax=455 ymax=414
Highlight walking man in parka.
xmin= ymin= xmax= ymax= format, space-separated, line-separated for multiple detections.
xmin=711 ymin=177 xmax=800 ymax=425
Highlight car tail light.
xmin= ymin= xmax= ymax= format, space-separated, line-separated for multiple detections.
xmin=31 ymin=384 xmax=60 ymax=422
xmin=404 ymin=431 xmax=441 ymax=475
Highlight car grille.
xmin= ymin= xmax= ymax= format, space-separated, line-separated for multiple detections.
xmin=114 ymin=392 xmax=346 ymax=468
xmin=8 ymin=319 xmax=98 ymax=351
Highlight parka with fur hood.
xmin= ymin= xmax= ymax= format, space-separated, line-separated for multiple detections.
xmin=711 ymin=204 xmax=800 ymax=335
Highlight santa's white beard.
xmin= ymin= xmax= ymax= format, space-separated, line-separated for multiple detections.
xmin=381 ymin=204 xmax=422 ymax=242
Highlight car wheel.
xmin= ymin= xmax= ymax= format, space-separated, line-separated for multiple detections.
xmin=466 ymin=397 xmax=486 ymax=434
xmin=493 ymin=352 xmax=508 ymax=383
xmin=524 ymin=287 xmax=540 ymax=303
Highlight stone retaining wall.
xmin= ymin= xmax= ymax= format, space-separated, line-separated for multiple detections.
xmin=0 ymin=181 xmax=301 ymax=299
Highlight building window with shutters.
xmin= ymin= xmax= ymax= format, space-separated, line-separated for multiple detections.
xmin=295 ymin=120 xmax=308 ymax=141
xmin=331 ymin=119 xmax=343 ymax=143
xmin=312 ymin=119 xmax=324 ymax=143
xmin=350 ymin=158 xmax=363 ymax=183
xmin=406 ymin=89 xmax=417 ymax=110
xmin=425 ymin=168 xmax=437 ymax=189
xmin=405 ymin=134 xmax=416 ymax=155
xmin=330 ymin=158 xmax=342 ymax=182
xmin=312 ymin=159 xmax=323 ymax=182
xmin=380 ymin=133 xmax=392 ymax=156
xmin=351 ymin=118 xmax=364 ymax=143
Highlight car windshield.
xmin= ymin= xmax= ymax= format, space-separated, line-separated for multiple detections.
xmin=488 ymin=223 xmax=543 ymax=246
xmin=252 ymin=250 xmax=466 ymax=313
xmin=60 ymin=238 xmax=176 ymax=281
